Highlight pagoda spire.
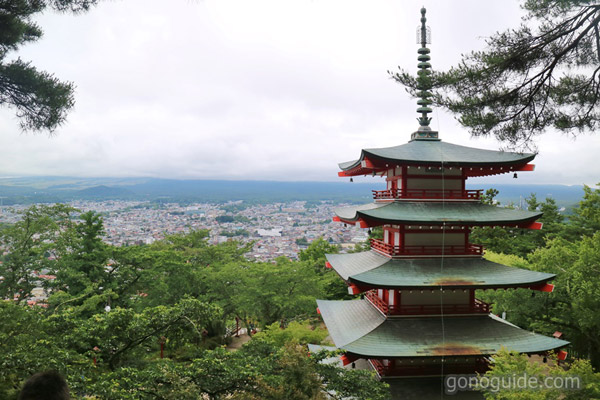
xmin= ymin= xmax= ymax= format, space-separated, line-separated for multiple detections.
xmin=411 ymin=7 xmax=439 ymax=141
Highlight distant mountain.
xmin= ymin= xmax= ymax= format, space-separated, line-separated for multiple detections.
xmin=0 ymin=177 xmax=384 ymax=204
xmin=0 ymin=176 xmax=588 ymax=207
xmin=76 ymin=185 xmax=135 ymax=199
xmin=124 ymin=179 xmax=384 ymax=202
xmin=470 ymin=183 xmax=585 ymax=208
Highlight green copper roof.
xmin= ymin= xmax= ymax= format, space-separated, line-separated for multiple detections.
xmin=326 ymin=251 xmax=555 ymax=289
xmin=339 ymin=140 xmax=535 ymax=170
xmin=317 ymin=299 xmax=568 ymax=358
xmin=318 ymin=299 xmax=386 ymax=347
xmin=335 ymin=202 xmax=541 ymax=226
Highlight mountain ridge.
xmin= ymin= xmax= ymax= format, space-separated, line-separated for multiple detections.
xmin=0 ymin=176 xmax=588 ymax=207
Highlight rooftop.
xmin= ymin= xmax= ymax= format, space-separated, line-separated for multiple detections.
xmin=338 ymin=140 xmax=535 ymax=178
xmin=317 ymin=299 xmax=568 ymax=358
xmin=326 ymin=251 xmax=555 ymax=289
xmin=335 ymin=201 xmax=542 ymax=227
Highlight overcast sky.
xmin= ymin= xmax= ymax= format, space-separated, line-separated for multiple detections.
xmin=0 ymin=0 xmax=598 ymax=186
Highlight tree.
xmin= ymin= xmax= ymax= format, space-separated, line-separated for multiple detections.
xmin=298 ymin=237 xmax=349 ymax=300
xmin=476 ymin=349 xmax=600 ymax=399
xmin=0 ymin=0 xmax=99 ymax=132
xmin=0 ymin=204 xmax=74 ymax=303
xmin=480 ymin=233 xmax=600 ymax=369
xmin=470 ymin=192 xmax=564 ymax=258
xmin=0 ymin=301 xmax=91 ymax=400
xmin=568 ymin=183 xmax=600 ymax=237
xmin=211 ymin=257 xmax=323 ymax=327
xmin=54 ymin=297 xmax=223 ymax=370
xmin=82 ymin=337 xmax=389 ymax=400
xmin=52 ymin=211 xmax=109 ymax=296
xmin=392 ymin=1 xmax=600 ymax=148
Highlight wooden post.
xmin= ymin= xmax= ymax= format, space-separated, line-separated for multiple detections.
xmin=159 ymin=336 xmax=166 ymax=359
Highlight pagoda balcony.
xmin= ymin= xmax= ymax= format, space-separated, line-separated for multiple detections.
xmin=370 ymin=238 xmax=484 ymax=258
xmin=369 ymin=358 xmax=490 ymax=377
xmin=365 ymin=290 xmax=491 ymax=316
xmin=372 ymin=189 xmax=482 ymax=201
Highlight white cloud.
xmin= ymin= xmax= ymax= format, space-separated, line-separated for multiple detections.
xmin=0 ymin=0 xmax=596 ymax=186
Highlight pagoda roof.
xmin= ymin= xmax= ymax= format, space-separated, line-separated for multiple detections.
xmin=317 ymin=299 xmax=568 ymax=358
xmin=335 ymin=202 xmax=541 ymax=227
xmin=339 ymin=140 xmax=535 ymax=171
xmin=326 ymin=251 xmax=555 ymax=289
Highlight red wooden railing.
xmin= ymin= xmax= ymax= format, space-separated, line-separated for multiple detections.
xmin=369 ymin=358 xmax=490 ymax=377
xmin=365 ymin=290 xmax=490 ymax=316
xmin=370 ymin=238 xmax=484 ymax=257
xmin=389 ymin=299 xmax=490 ymax=316
xmin=364 ymin=290 xmax=388 ymax=314
xmin=372 ymin=189 xmax=482 ymax=200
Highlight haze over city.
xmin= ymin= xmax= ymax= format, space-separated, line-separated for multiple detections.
xmin=0 ymin=0 xmax=598 ymax=186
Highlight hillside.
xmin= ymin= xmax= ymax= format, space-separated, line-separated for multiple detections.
xmin=0 ymin=176 xmax=588 ymax=207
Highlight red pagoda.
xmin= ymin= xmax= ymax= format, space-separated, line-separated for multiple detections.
xmin=316 ymin=8 xmax=568 ymax=383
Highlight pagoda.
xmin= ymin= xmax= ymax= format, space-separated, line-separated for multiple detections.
xmin=316 ymin=8 xmax=568 ymax=381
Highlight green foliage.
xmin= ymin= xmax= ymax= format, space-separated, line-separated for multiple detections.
xmin=481 ymin=233 xmax=600 ymax=369
xmin=207 ymin=257 xmax=323 ymax=326
xmin=0 ymin=301 xmax=91 ymax=400
xmin=298 ymin=237 xmax=349 ymax=300
xmin=0 ymin=204 xmax=75 ymax=303
xmin=254 ymin=320 xmax=328 ymax=347
xmin=478 ymin=348 xmax=600 ymax=399
xmin=481 ymin=188 xmax=500 ymax=205
xmin=11 ymin=196 xmax=600 ymax=399
xmin=295 ymin=236 xmax=309 ymax=246
xmin=84 ymin=338 xmax=389 ymax=400
xmin=298 ymin=237 xmax=339 ymax=266
xmin=567 ymin=183 xmax=600 ymax=238
xmin=52 ymin=211 xmax=109 ymax=296
xmin=0 ymin=1 xmax=99 ymax=132
xmin=220 ymin=229 xmax=250 ymax=237
xmin=215 ymin=215 xmax=234 ymax=223
xmin=233 ymin=215 xmax=251 ymax=223
xmin=391 ymin=1 xmax=600 ymax=147
xmin=0 ymin=206 xmax=363 ymax=399
xmin=220 ymin=203 xmax=247 ymax=213
xmin=471 ymin=191 xmax=564 ymax=258
xmin=473 ymin=184 xmax=600 ymax=373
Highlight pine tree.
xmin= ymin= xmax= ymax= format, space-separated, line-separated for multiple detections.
xmin=391 ymin=1 xmax=600 ymax=149
xmin=0 ymin=1 xmax=98 ymax=132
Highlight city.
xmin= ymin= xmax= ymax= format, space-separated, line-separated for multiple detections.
xmin=0 ymin=200 xmax=369 ymax=261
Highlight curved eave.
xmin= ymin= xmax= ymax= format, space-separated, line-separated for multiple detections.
xmin=335 ymin=202 xmax=542 ymax=227
xmin=338 ymin=141 xmax=536 ymax=177
xmin=318 ymin=299 xmax=569 ymax=359
xmin=363 ymin=149 xmax=535 ymax=169
xmin=326 ymin=251 xmax=556 ymax=290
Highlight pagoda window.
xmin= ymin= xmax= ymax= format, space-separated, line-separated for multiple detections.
xmin=383 ymin=226 xmax=401 ymax=246
xmin=388 ymin=289 xmax=396 ymax=307
xmin=404 ymin=232 xmax=464 ymax=247
xmin=386 ymin=177 xmax=399 ymax=191
xmin=382 ymin=289 xmax=390 ymax=304
xmin=405 ymin=177 xmax=462 ymax=191
xmin=401 ymin=290 xmax=469 ymax=306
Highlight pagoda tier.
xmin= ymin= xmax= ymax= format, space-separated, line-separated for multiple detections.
xmin=334 ymin=202 xmax=543 ymax=229
xmin=338 ymin=140 xmax=535 ymax=178
xmin=326 ymin=251 xmax=556 ymax=290
xmin=317 ymin=299 xmax=568 ymax=359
